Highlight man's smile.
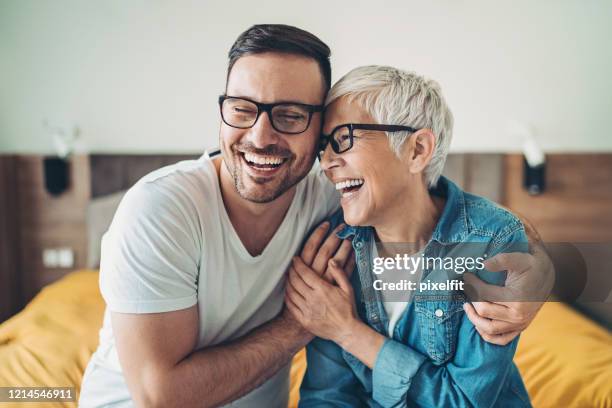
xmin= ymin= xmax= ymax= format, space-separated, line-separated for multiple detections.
xmin=239 ymin=151 xmax=290 ymax=177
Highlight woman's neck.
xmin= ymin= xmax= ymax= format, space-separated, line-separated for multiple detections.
xmin=374 ymin=183 xmax=443 ymax=248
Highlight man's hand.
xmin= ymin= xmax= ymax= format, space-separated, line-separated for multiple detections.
xmin=285 ymin=257 xmax=358 ymax=342
xmin=113 ymin=305 xmax=312 ymax=408
xmin=298 ymin=221 xmax=356 ymax=282
xmin=463 ymin=220 xmax=555 ymax=345
xmin=283 ymin=220 xmax=355 ymax=326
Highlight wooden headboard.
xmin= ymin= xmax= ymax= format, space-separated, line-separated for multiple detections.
xmin=90 ymin=154 xmax=200 ymax=198
xmin=2 ymin=152 xmax=611 ymax=329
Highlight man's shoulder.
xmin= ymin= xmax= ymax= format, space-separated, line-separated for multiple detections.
xmin=116 ymin=154 xmax=217 ymax=224
xmin=137 ymin=154 xmax=212 ymax=190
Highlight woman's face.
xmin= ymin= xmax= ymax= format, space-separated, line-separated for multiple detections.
xmin=321 ymin=97 xmax=415 ymax=227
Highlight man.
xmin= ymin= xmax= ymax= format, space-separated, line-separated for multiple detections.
xmin=79 ymin=24 xmax=553 ymax=407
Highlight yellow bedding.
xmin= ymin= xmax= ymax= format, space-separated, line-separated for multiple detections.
xmin=0 ymin=271 xmax=104 ymax=407
xmin=1 ymin=270 xmax=610 ymax=407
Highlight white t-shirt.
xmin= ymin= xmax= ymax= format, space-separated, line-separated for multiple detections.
xmin=79 ymin=151 xmax=339 ymax=408
xmin=371 ymin=242 xmax=423 ymax=338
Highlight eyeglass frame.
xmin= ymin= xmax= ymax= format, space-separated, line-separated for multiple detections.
xmin=218 ymin=95 xmax=325 ymax=135
xmin=319 ymin=123 xmax=420 ymax=156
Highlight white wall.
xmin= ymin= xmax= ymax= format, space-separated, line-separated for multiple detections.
xmin=1 ymin=0 xmax=611 ymax=154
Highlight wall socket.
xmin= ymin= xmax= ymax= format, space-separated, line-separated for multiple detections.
xmin=42 ymin=247 xmax=74 ymax=268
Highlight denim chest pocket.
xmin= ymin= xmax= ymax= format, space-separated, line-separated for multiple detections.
xmin=414 ymin=296 xmax=465 ymax=365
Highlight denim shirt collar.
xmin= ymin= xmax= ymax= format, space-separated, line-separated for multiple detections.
xmin=337 ymin=176 xmax=469 ymax=245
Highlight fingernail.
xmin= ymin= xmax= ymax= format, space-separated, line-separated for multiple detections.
xmin=329 ymin=259 xmax=338 ymax=267
xmin=320 ymin=222 xmax=330 ymax=229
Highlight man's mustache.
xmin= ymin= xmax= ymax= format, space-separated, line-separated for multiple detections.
xmin=232 ymin=142 xmax=293 ymax=158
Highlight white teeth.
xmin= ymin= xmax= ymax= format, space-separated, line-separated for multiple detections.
xmin=334 ymin=179 xmax=364 ymax=190
xmin=243 ymin=153 xmax=285 ymax=165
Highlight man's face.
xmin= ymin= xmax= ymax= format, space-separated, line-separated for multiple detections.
xmin=220 ymin=52 xmax=326 ymax=203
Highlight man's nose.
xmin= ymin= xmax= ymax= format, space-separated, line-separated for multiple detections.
xmin=246 ymin=111 xmax=280 ymax=149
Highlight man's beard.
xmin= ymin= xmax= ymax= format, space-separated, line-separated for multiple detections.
xmin=224 ymin=141 xmax=315 ymax=203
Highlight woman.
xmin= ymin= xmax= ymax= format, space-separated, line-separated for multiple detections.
xmin=285 ymin=66 xmax=531 ymax=407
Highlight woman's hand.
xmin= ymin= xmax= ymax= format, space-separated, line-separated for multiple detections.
xmin=285 ymin=257 xmax=386 ymax=369
xmin=285 ymin=256 xmax=358 ymax=345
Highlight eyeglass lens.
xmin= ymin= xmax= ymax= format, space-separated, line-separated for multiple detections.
xmin=221 ymin=97 xmax=311 ymax=134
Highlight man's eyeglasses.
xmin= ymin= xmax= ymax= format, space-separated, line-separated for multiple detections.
xmin=320 ymin=123 xmax=419 ymax=155
xmin=219 ymin=95 xmax=324 ymax=135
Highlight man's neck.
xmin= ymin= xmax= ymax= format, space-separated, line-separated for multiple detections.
xmin=215 ymin=157 xmax=296 ymax=256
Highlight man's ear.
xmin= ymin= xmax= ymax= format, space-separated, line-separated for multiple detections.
xmin=401 ymin=129 xmax=436 ymax=175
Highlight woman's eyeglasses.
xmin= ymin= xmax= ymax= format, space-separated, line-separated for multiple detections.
xmin=219 ymin=95 xmax=324 ymax=135
xmin=320 ymin=123 xmax=419 ymax=155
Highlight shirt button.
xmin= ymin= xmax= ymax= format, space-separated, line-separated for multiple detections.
xmin=355 ymin=242 xmax=363 ymax=248
xmin=435 ymin=309 xmax=444 ymax=317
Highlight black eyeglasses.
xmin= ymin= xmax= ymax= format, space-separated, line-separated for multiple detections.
xmin=219 ymin=95 xmax=324 ymax=135
xmin=320 ymin=123 xmax=419 ymax=155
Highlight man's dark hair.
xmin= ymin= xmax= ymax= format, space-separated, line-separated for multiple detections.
xmin=227 ymin=24 xmax=332 ymax=90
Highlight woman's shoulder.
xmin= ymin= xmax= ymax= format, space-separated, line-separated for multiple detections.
xmin=461 ymin=192 xmax=525 ymax=243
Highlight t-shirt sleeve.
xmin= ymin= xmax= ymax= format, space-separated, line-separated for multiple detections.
xmin=99 ymin=181 xmax=201 ymax=314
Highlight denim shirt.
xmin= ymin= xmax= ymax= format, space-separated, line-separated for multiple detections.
xmin=299 ymin=176 xmax=532 ymax=408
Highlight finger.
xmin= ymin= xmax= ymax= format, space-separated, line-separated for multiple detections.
xmin=301 ymin=221 xmax=330 ymax=266
xmin=311 ymin=224 xmax=345 ymax=274
xmin=323 ymin=254 xmax=356 ymax=283
xmin=286 ymin=279 xmax=309 ymax=311
xmin=333 ymin=239 xmax=354 ymax=268
xmin=493 ymin=301 xmax=540 ymax=324
xmin=293 ymin=256 xmax=331 ymax=290
xmin=471 ymin=301 xmax=514 ymax=322
xmin=463 ymin=273 xmax=509 ymax=302
xmin=288 ymin=266 xmax=313 ymax=298
xmin=484 ymin=252 xmax=531 ymax=273
xmin=476 ymin=327 xmax=522 ymax=346
xmin=343 ymin=255 xmax=356 ymax=278
xmin=463 ymin=302 xmax=508 ymax=336
xmin=327 ymin=259 xmax=353 ymax=294
xmin=285 ymin=293 xmax=304 ymax=320
xmin=286 ymin=279 xmax=306 ymax=308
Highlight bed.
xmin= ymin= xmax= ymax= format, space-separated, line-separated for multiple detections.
xmin=1 ymin=269 xmax=610 ymax=407
xmin=1 ymin=154 xmax=611 ymax=407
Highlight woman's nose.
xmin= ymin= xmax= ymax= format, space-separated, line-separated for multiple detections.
xmin=320 ymin=144 xmax=341 ymax=170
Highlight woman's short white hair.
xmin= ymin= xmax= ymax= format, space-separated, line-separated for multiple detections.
xmin=326 ymin=65 xmax=453 ymax=188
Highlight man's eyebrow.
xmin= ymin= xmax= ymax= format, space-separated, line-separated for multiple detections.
xmin=226 ymin=94 xmax=322 ymax=105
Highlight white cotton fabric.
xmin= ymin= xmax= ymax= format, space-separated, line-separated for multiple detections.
xmin=79 ymin=151 xmax=339 ymax=407
xmin=371 ymin=242 xmax=424 ymax=338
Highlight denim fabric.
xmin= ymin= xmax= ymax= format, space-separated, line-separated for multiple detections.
xmin=299 ymin=176 xmax=532 ymax=408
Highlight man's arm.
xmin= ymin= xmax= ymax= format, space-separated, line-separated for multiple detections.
xmin=113 ymin=221 xmax=353 ymax=408
xmin=113 ymin=306 xmax=308 ymax=408
xmin=463 ymin=214 xmax=555 ymax=345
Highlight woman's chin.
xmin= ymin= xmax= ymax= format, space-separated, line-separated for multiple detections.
xmin=342 ymin=207 xmax=370 ymax=227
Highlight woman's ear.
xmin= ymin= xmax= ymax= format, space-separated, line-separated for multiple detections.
xmin=403 ymin=129 xmax=436 ymax=175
